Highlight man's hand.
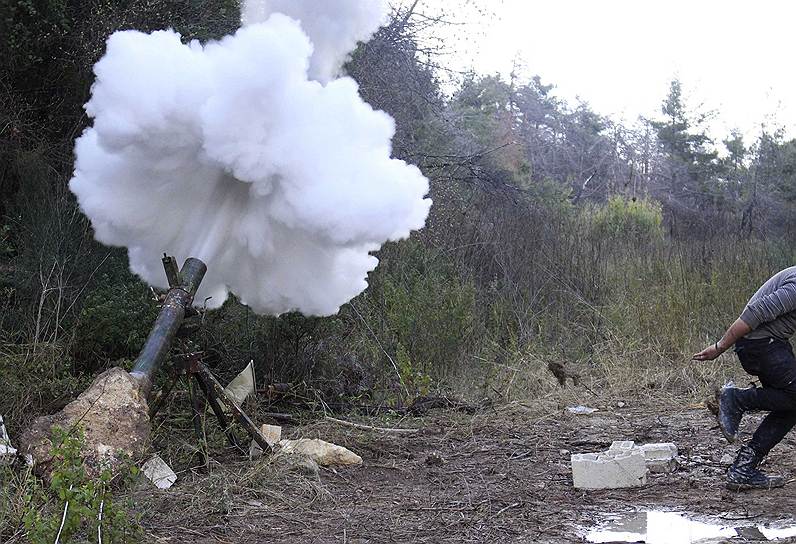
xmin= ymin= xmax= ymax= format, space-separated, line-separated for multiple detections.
xmin=692 ymin=344 xmax=722 ymax=361
xmin=692 ymin=318 xmax=752 ymax=361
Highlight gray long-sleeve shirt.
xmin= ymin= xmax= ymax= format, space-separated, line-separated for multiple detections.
xmin=741 ymin=266 xmax=796 ymax=340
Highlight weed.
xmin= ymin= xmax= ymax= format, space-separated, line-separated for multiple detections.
xmin=12 ymin=427 xmax=142 ymax=544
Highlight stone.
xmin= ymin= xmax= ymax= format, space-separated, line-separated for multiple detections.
xmin=641 ymin=443 xmax=678 ymax=473
xmin=278 ymin=438 xmax=362 ymax=466
xmin=288 ymin=454 xmax=320 ymax=476
xmin=425 ymin=452 xmax=445 ymax=467
xmin=567 ymin=405 xmax=598 ymax=415
xmin=0 ymin=415 xmax=17 ymax=464
xmin=141 ymin=455 xmax=177 ymax=489
xmin=571 ymin=448 xmax=647 ymax=489
xmin=18 ymin=367 xmax=150 ymax=478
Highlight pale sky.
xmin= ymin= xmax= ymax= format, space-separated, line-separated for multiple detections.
xmin=418 ymin=0 xmax=796 ymax=143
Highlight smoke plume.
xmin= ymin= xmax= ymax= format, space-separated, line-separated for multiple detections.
xmin=242 ymin=0 xmax=387 ymax=83
xmin=70 ymin=1 xmax=431 ymax=316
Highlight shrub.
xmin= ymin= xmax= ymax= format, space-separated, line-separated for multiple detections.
xmin=380 ymin=240 xmax=476 ymax=378
xmin=591 ymin=196 xmax=664 ymax=243
xmin=72 ymin=260 xmax=157 ymax=367
xmin=0 ymin=428 xmax=141 ymax=544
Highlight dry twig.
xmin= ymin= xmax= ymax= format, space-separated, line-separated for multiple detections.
xmin=324 ymin=416 xmax=419 ymax=434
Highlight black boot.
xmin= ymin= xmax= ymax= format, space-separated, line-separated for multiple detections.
xmin=726 ymin=445 xmax=785 ymax=491
xmin=718 ymin=385 xmax=744 ymax=443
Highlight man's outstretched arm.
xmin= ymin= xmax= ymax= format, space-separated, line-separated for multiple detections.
xmin=692 ymin=318 xmax=752 ymax=361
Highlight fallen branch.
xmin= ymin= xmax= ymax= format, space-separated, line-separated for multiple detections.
xmin=261 ymin=412 xmax=296 ymax=423
xmin=325 ymin=416 xmax=419 ymax=434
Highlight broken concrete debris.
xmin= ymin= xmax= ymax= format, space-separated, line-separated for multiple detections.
xmin=259 ymin=424 xmax=282 ymax=446
xmin=142 ymin=455 xmax=177 ymax=489
xmin=571 ymin=440 xmax=679 ymax=490
xmin=640 ymin=442 xmax=679 ymax=473
xmin=572 ymin=445 xmax=647 ymax=490
xmin=279 ymin=438 xmax=362 ymax=466
xmin=0 ymin=415 xmax=17 ymax=464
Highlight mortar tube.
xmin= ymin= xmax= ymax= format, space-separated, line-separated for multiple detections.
xmin=130 ymin=257 xmax=207 ymax=397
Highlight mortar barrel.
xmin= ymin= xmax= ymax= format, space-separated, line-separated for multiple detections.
xmin=130 ymin=257 xmax=207 ymax=395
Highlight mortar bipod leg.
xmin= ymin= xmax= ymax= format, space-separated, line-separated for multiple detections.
xmin=188 ymin=376 xmax=209 ymax=468
xmin=148 ymin=372 xmax=180 ymax=420
xmin=193 ymin=372 xmax=245 ymax=453
xmin=196 ymin=362 xmax=272 ymax=453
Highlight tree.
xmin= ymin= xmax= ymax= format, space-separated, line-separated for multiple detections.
xmin=648 ymin=79 xmax=721 ymax=236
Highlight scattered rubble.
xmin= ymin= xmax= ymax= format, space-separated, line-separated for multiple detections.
xmin=142 ymin=455 xmax=177 ymax=489
xmin=247 ymin=425 xmax=361 ymax=469
xmin=0 ymin=415 xmax=17 ymax=464
xmin=572 ymin=440 xmax=679 ymax=489
xmin=260 ymin=424 xmax=282 ymax=446
xmin=18 ymin=367 xmax=150 ymax=477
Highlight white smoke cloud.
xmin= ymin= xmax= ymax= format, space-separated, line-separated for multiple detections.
xmin=241 ymin=0 xmax=387 ymax=83
xmin=70 ymin=6 xmax=431 ymax=316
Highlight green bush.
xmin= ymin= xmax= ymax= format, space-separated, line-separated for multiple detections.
xmin=72 ymin=264 xmax=157 ymax=366
xmin=380 ymin=240 xmax=476 ymax=378
xmin=591 ymin=196 xmax=664 ymax=242
xmin=21 ymin=427 xmax=141 ymax=544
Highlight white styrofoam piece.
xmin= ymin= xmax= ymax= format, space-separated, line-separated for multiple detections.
xmin=142 ymin=455 xmax=177 ymax=489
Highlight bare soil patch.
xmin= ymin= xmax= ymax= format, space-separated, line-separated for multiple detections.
xmin=131 ymin=399 xmax=796 ymax=543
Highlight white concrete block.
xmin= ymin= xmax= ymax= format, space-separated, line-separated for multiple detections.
xmin=641 ymin=443 xmax=678 ymax=473
xmin=608 ymin=440 xmax=636 ymax=454
xmin=641 ymin=442 xmax=677 ymax=460
xmin=571 ymin=448 xmax=647 ymax=489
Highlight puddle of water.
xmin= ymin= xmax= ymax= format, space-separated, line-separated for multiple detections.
xmin=761 ymin=526 xmax=796 ymax=540
xmin=586 ymin=511 xmax=796 ymax=543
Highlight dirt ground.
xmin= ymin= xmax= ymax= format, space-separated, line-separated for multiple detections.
xmin=132 ymin=399 xmax=796 ymax=544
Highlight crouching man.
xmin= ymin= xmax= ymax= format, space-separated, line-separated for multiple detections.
xmin=693 ymin=266 xmax=796 ymax=490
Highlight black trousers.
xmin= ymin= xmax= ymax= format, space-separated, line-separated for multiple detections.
xmin=734 ymin=337 xmax=796 ymax=455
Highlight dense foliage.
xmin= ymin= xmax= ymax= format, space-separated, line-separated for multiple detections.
xmin=2 ymin=0 xmax=796 ymax=436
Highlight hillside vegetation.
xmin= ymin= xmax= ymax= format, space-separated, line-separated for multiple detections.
xmin=2 ymin=1 xmax=796 ymax=434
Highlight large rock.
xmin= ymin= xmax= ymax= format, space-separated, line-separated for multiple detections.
xmin=279 ymin=438 xmax=362 ymax=466
xmin=18 ymin=367 xmax=150 ymax=477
